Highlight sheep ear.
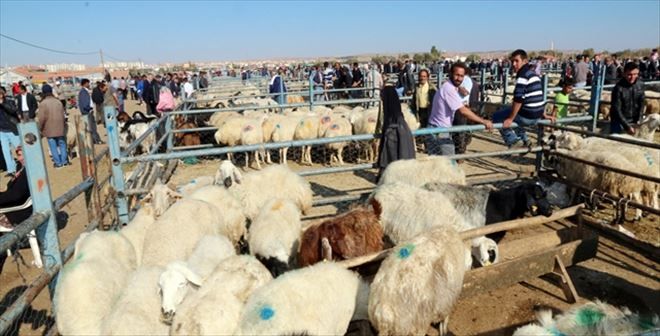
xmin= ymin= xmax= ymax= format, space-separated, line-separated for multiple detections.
xmin=233 ymin=168 xmax=243 ymax=184
xmin=172 ymin=263 xmax=203 ymax=287
xmin=168 ymin=189 xmax=184 ymax=200
xmin=74 ymin=232 xmax=91 ymax=258
xmin=142 ymin=192 xmax=153 ymax=203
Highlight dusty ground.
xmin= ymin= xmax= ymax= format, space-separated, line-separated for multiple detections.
xmin=0 ymin=101 xmax=658 ymax=335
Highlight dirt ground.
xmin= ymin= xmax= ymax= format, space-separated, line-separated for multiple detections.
xmin=0 ymin=100 xmax=658 ymax=335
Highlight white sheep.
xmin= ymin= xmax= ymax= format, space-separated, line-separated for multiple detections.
xmin=55 ymin=231 xmax=137 ymax=335
xmin=350 ymin=107 xmax=379 ymax=162
xmin=141 ymin=178 xmax=182 ymax=218
xmin=159 ymin=235 xmax=236 ymax=322
xmin=261 ymin=113 xmax=285 ymax=164
xmin=235 ymin=262 xmax=360 ymax=335
xmin=218 ymin=161 xmax=313 ymax=220
xmin=240 ymin=116 xmax=266 ymax=169
xmin=369 ymin=227 xmax=472 ymax=336
xmin=119 ymin=203 xmax=156 ymax=265
xmin=188 ymin=185 xmax=247 ymax=245
xmin=125 ymin=119 xmax=157 ymax=154
xmin=294 ymin=115 xmax=321 ymax=165
xmin=208 ymin=111 xmax=241 ymax=128
xmin=513 ymin=300 xmax=659 ymax=336
xmin=611 ymin=112 xmax=660 ymax=142
xmin=175 ymin=175 xmax=215 ymax=196
xmin=140 ymin=199 xmax=226 ymax=266
xmin=214 ymin=116 xmax=248 ymax=162
xmin=271 ymin=115 xmax=303 ymax=165
xmin=170 ymin=255 xmax=273 ymax=335
xmin=324 ymin=117 xmax=353 ymax=166
xmin=100 ymin=266 xmax=169 ymax=335
xmin=378 ymin=156 xmax=467 ymax=186
xmin=248 ymin=198 xmax=301 ymax=277
xmin=66 ymin=117 xmax=77 ymax=160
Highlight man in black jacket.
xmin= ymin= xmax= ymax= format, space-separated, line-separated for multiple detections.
xmin=610 ymin=62 xmax=645 ymax=135
xmin=91 ymin=81 xmax=105 ymax=124
xmin=18 ymin=85 xmax=38 ymax=121
xmin=0 ymin=87 xmax=21 ymax=175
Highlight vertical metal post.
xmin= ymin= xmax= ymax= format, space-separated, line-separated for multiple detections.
xmin=371 ymin=68 xmax=377 ymax=107
xmin=278 ymin=74 xmax=285 ymax=114
xmin=165 ymin=112 xmax=174 ymax=152
xmin=104 ymin=105 xmax=129 ymax=226
xmin=589 ymin=64 xmax=604 ymax=132
xmin=479 ymin=68 xmax=486 ymax=115
xmin=502 ymin=68 xmax=509 ymax=104
xmin=308 ymin=70 xmax=314 ymax=111
xmin=75 ymin=114 xmax=103 ymax=227
xmin=17 ymin=121 xmax=62 ymax=294
xmin=536 ymin=74 xmax=549 ymax=174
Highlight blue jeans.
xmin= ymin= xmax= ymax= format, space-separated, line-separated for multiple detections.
xmin=492 ymin=107 xmax=540 ymax=146
xmin=0 ymin=131 xmax=20 ymax=174
xmin=47 ymin=136 xmax=68 ymax=166
xmin=425 ymin=130 xmax=455 ymax=156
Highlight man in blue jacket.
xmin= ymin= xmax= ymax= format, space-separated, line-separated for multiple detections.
xmin=269 ymin=68 xmax=287 ymax=105
xmin=78 ymin=79 xmax=103 ymax=144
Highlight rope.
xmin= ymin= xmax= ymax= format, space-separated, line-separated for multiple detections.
xmin=0 ymin=33 xmax=97 ymax=55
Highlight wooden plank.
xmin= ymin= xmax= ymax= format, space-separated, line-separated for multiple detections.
xmin=581 ymin=216 xmax=660 ymax=262
xmin=498 ymin=227 xmax=579 ymax=261
xmin=460 ymin=235 xmax=598 ymax=298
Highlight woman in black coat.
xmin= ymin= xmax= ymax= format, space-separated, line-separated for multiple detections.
xmin=376 ymin=86 xmax=416 ymax=182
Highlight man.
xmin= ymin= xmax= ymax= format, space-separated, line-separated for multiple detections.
xmin=268 ymin=68 xmax=287 ymax=105
xmin=18 ymin=85 xmax=38 ymax=121
xmin=79 ymin=79 xmax=103 ymax=144
xmin=604 ymin=57 xmax=619 ymax=85
xmin=410 ymin=69 xmax=436 ymax=128
xmin=0 ymin=87 xmax=21 ymax=176
xmin=427 ymin=62 xmax=493 ymax=156
xmin=351 ymin=63 xmax=363 ymax=99
xmin=182 ymin=77 xmax=194 ymax=100
xmin=610 ymin=62 xmax=645 ymax=135
xmin=198 ymin=71 xmax=209 ymax=90
xmin=91 ymin=81 xmax=105 ymax=124
xmin=38 ymin=85 xmax=68 ymax=168
xmin=591 ymin=54 xmax=602 ymax=81
xmin=492 ymin=49 xmax=549 ymax=148
xmin=573 ymin=55 xmax=589 ymax=88
xmin=322 ymin=62 xmax=335 ymax=100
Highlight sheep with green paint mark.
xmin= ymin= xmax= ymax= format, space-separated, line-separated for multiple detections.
xmin=513 ymin=300 xmax=659 ymax=336
xmin=368 ymin=227 xmax=472 ymax=336
xmin=55 ymin=231 xmax=137 ymax=335
xmin=236 ymin=262 xmax=361 ymax=335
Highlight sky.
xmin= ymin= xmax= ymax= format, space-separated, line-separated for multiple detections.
xmin=1 ymin=0 xmax=659 ymax=66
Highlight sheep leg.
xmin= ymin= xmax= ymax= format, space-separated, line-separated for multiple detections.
xmin=631 ymin=192 xmax=643 ymax=220
xmin=255 ymin=151 xmax=262 ymax=170
xmin=283 ymin=147 xmax=288 ymax=165
xmin=338 ymin=147 xmax=344 ymax=165
xmin=265 ymin=149 xmax=272 ymax=164
xmin=245 ymin=152 xmax=249 ymax=169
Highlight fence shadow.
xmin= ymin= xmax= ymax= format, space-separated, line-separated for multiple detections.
xmin=0 ymin=286 xmax=55 ymax=336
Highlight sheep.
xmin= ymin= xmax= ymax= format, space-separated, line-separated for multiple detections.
xmin=141 ymin=178 xmax=182 ymax=218
xmin=261 ymin=114 xmax=285 ymax=164
xmin=324 ymin=117 xmax=353 ymax=166
xmin=140 ymin=199 xmax=227 ymax=267
xmin=119 ymin=203 xmax=156 ymax=265
xmin=170 ymin=255 xmax=273 ymax=335
xmin=294 ymin=115 xmax=321 ymax=165
xmin=248 ymin=198 xmax=301 ymax=277
xmin=350 ymin=107 xmax=379 ymax=163
xmin=188 ymin=185 xmax=247 ymax=244
xmin=173 ymin=116 xmax=201 ymax=148
xmin=240 ymin=116 xmax=266 ymax=169
xmin=271 ymin=115 xmax=303 ymax=165
xmin=378 ymin=156 xmax=467 ymax=187
xmin=208 ymin=111 xmax=241 ymax=128
xmin=298 ymin=204 xmax=383 ymax=267
xmin=235 ymin=262 xmax=360 ymax=335
xmin=368 ymin=227 xmax=472 ymax=336
xmin=215 ymin=159 xmax=244 ymax=188
xmin=55 ymin=231 xmax=137 ymax=335
xmin=370 ymin=182 xmax=496 ymax=266
xmin=100 ymin=266 xmax=169 ymax=335
xmin=65 ymin=116 xmax=77 ymax=160
xmin=126 ymin=118 xmax=157 ymax=154
xmin=159 ymin=235 xmax=236 ymax=323
xmin=218 ymin=161 xmax=313 ymax=220
xmin=423 ymin=181 xmax=553 ymax=244
xmin=175 ymin=175 xmax=215 ymax=196
xmin=214 ymin=116 xmax=249 ymax=162
xmin=611 ymin=112 xmax=660 ymax=142
xmin=513 ymin=300 xmax=659 ymax=336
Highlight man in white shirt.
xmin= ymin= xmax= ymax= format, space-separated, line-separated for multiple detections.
xmin=19 ymin=85 xmax=37 ymax=121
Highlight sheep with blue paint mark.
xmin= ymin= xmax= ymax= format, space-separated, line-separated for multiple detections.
xmin=513 ymin=300 xmax=659 ymax=336
xmin=378 ymin=156 xmax=467 ymax=187
xmin=236 ymin=262 xmax=361 ymax=335
xmin=248 ymin=198 xmax=302 ymax=277
xmin=175 ymin=176 xmax=215 ymax=196
xmin=55 ymin=231 xmax=137 ymax=335
xmin=368 ymin=227 xmax=472 ymax=336
xmin=170 ymin=255 xmax=272 ymax=335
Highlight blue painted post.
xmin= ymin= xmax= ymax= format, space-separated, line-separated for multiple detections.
xmin=104 ymin=105 xmax=130 ymax=226
xmin=479 ymin=68 xmax=486 ymax=115
xmin=536 ymin=74 xmax=549 ymax=173
xmin=165 ymin=112 xmax=174 ymax=152
xmin=371 ymin=68 xmax=377 ymax=107
xmin=308 ymin=71 xmax=314 ymax=111
xmin=278 ymin=74 xmax=285 ymax=114
xmin=589 ymin=64 xmax=605 ymax=132
xmin=17 ymin=121 xmax=62 ymax=295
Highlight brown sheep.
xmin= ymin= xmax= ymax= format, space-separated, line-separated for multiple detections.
xmin=298 ymin=205 xmax=384 ymax=267
xmin=174 ymin=115 xmax=201 ymax=147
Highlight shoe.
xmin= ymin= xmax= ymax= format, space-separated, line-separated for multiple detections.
xmin=506 ymin=138 xmax=522 ymax=149
xmin=54 ymin=164 xmax=61 ymax=169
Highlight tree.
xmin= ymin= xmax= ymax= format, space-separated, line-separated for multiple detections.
xmin=582 ymin=48 xmax=595 ymax=58
xmin=371 ymin=55 xmax=387 ymax=64
xmin=430 ymin=45 xmax=441 ymax=59
xmin=413 ymin=53 xmax=425 ymax=63
xmin=400 ymin=53 xmax=410 ymax=60
xmin=465 ymin=54 xmax=480 ymax=63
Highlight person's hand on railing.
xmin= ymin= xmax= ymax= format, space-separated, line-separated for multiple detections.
xmin=543 ymin=114 xmax=556 ymax=123
xmin=482 ymin=119 xmax=494 ymax=131
xmin=503 ymin=117 xmax=514 ymax=128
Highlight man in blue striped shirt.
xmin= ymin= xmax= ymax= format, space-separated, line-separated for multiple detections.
xmin=493 ymin=49 xmax=549 ymax=147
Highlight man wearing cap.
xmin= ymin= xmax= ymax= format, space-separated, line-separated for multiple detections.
xmin=37 ymin=84 xmax=69 ymax=168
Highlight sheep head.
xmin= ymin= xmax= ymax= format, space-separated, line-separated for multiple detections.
xmin=470 ymin=236 xmax=499 ymax=267
xmin=215 ymin=160 xmax=243 ymax=187
xmin=143 ymin=179 xmax=182 ymax=218
xmin=554 ymin=131 xmax=583 ymax=150
xmin=158 ymin=261 xmax=203 ymax=324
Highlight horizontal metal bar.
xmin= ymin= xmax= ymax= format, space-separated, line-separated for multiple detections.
xmin=53 ymin=177 xmax=94 ymax=210
xmin=0 ymin=211 xmax=51 ymax=255
xmin=549 ymin=150 xmax=660 ymax=184
xmin=546 ymin=123 xmax=660 ymax=150
xmin=312 ymin=193 xmax=366 ymax=206
xmin=171 ymin=143 xmax=215 ymax=151
xmin=299 ymin=163 xmax=375 ymax=176
xmin=171 ymin=98 xmax=379 ymax=116
xmin=171 ymin=126 xmax=218 ymax=134
xmin=93 ymin=147 xmax=109 ymax=163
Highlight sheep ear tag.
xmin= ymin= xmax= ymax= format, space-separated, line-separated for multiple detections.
xmin=258 ymin=305 xmax=275 ymax=321
xmin=397 ymin=244 xmax=415 ymax=259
